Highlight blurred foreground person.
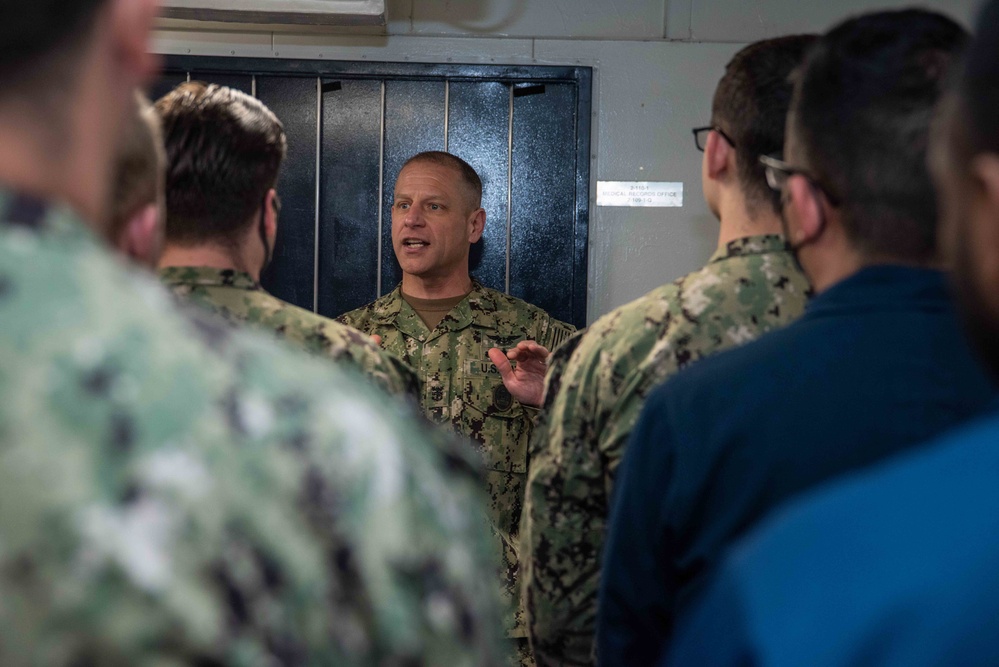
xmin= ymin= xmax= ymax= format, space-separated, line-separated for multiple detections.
xmin=521 ymin=36 xmax=814 ymax=666
xmin=0 ymin=1 xmax=503 ymax=664
xmin=156 ymin=82 xmax=418 ymax=398
xmin=667 ymin=4 xmax=999 ymax=663
xmin=600 ymin=9 xmax=994 ymax=666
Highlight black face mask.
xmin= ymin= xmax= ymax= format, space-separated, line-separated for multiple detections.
xmin=778 ymin=185 xmax=826 ymax=278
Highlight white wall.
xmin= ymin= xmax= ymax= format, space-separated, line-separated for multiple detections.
xmin=153 ymin=0 xmax=981 ymax=323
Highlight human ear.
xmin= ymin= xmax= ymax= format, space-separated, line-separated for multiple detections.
xmin=785 ymin=175 xmax=823 ymax=245
xmin=119 ymin=203 xmax=161 ymax=268
xmin=968 ymin=154 xmax=999 ymax=288
xmin=468 ymin=208 xmax=486 ymax=244
xmin=108 ymin=0 xmax=161 ymax=86
xmin=705 ymin=130 xmax=732 ymax=181
xmin=264 ymin=189 xmax=279 ymax=244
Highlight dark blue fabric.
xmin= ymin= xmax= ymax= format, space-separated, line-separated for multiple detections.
xmin=597 ymin=266 xmax=996 ymax=667
xmin=666 ymin=408 xmax=999 ymax=667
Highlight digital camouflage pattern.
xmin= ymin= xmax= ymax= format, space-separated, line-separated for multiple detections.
xmin=521 ymin=234 xmax=811 ymax=666
xmin=340 ymin=281 xmax=576 ymax=646
xmin=0 ymin=189 xmax=506 ymax=666
xmin=159 ymin=266 xmax=419 ymax=399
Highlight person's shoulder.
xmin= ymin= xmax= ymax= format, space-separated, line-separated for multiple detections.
xmin=774 ymin=409 xmax=999 ymax=531
xmin=337 ymin=287 xmax=402 ymax=331
xmin=471 ymin=282 xmax=576 ymax=346
xmin=711 ymin=409 xmax=999 ymax=663
xmin=645 ymin=316 xmax=803 ymax=416
xmin=577 ymin=279 xmax=687 ymax=356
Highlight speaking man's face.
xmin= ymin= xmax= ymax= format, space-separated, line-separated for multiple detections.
xmin=391 ymin=161 xmax=483 ymax=281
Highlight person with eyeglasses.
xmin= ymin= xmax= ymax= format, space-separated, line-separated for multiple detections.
xmin=519 ymin=36 xmax=814 ymax=666
xmin=155 ymin=82 xmax=418 ymax=399
xmin=598 ymin=9 xmax=996 ymax=667
xmin=665 ymin=3 xmax=999 ymax=663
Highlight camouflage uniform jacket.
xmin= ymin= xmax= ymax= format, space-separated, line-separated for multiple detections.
xmin=339 ymin=281 xmax=576 ymax=639
xmin=521 ymin=234 xmax=811 ymax=666
xmin=0 ymin=189 xmax=506 ymax=666
xmin=159 ymin=266 xmax=419 ymax=399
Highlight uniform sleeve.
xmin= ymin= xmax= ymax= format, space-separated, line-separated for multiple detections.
xmin=521 ymin=333 xmax=607 ymax=666
xmin=521 ymin=304 xmax=687 ymax=665
xmin=597 ymin=385 xmax=682 ymax=666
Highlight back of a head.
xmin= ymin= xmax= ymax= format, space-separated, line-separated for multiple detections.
xmin=401 ymin=151 xmax=483 ymax=211
xmin=0 ymin=0 xmax=107 ymax=100
xmin=109 ymin=92 xmax=165 ymax=245
xmin=712 ymin=34 xmax=818 ymax=216
xmin=156 ymin=82 xmax=287 ymax=247
xmin=790 ymin=9 xmax=968 ymax=263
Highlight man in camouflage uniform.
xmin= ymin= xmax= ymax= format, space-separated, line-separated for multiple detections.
xmin=340 ymin=151 xmax=575 ymax=664
xmin=0 ymin=1 xmax=504 ymax=664
xmin=155 ymin=82 xmax=417 ymax=398
xmin=520 ymin=36 xmax=815 ymax=666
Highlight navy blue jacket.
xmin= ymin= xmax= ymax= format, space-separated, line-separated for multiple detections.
xmin=597 ymin=266 xmax=995 ymax=666
xmin=666 ymin=406 xmax=999 ymax=667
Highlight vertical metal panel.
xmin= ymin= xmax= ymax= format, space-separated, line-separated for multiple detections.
xmin=443 ymin=81 xmax=450 ymax=152
xmin=256 ymin=75 xmax=318 ymax=311
xmin=509 ymin=83 xmax=578 ymax=326
xmin=148 ymin=72 xmax=189 ymax=102
xmin=379 ymin=80 xmax=446 ymax=295
xmin=314 ymin=78 xmax=322 ymax=313
xmin=506 ymin=87 xmax=514 ymax=294
xmin=376 ymin=82 xmax=386 ymax=297
xmin=317 ymin=79 xmax=384 ymax=318
xmin=571 ymin=71 xmax=593 ymax=330
xmin=447 ymin=81 xmax=511 ymax=294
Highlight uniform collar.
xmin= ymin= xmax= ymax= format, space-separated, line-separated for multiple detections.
xmin=374 ymin=279 xmax=505 ymax=338
xmin=706 ymin=234 xmax=790 ymax=265
xmin=158 ymin=266 xmax=260 ymax=291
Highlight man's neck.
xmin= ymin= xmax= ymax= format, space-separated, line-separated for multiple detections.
xmin=0 ymin=107 xmax=110 ymax=228
xmin=401 ymin=271 xmax=474 ymax=299
xmin=716 ymin=196 xmax=783 ymax=248
xmin=159 ymin=244 xmax=260 ymax=282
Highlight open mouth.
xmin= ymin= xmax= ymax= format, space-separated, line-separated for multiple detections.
xmin=403 ymin=239 xmax=429 ymax=248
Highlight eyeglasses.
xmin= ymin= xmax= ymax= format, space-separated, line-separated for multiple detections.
xmin=758 ymin=154 xmax=841 ymax=207
xmin=692 ymin=125 xmax=737 ymax=152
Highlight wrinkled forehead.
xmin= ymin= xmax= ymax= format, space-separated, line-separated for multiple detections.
xmin=395 ymin=160 xmax=478 ymax=206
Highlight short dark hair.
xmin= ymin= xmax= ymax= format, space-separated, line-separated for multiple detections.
xmin=110 ymin=93 xmax=164 ymax=242
xmin=400 ymin=151 xmax=483 ymax=210
xmin=712 ymin=35 xmax=817 ymax=216
xmin=156 ymin=82 xmax=287 ymax=246
xmin=0 ymin=0 xmax=107 ymax=97
xmin=790 ymin=9 xmax=968 ymax=263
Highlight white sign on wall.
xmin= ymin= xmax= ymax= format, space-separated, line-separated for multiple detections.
xmin=160 ymin=0 xmax=386 ymax=25
xmin=596 ymin=181 xmax=683 ymax=208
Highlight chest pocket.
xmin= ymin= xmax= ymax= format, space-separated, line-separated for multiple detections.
xmin=456 ymin=359 xmax=529 ymax=474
